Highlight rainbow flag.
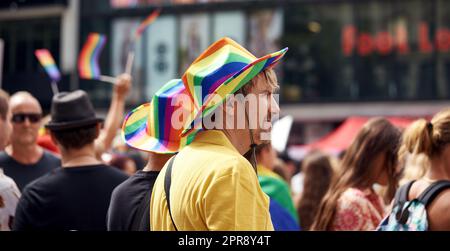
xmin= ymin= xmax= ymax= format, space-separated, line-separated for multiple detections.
xmin=78 ymin=33 xmax=107 ymax=80
xmin=258 ymin=165 xmax=300 ymax=231
xmin=134 ymin=9 xmax=161 ymax=40
xmin=35 ymin=49 xmax=61 ymax=82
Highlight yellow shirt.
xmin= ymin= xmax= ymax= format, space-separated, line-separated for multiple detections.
xmin=150 ymin=130 xmax=273 ymax=231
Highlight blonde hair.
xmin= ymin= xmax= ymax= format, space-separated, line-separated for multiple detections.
xmin=403 ymin=109 xmax=450 ymax=157
xmin=399 ymin=152 xmax=430 ymax=185
xmin=400 ymin=109 xmax=450 ymax=182
xmin=241 ymin=69 xmax=279 ymax=94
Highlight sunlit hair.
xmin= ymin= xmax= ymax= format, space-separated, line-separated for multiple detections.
xmin=399 ymin=109 xmax=450 ymax=184
xmin=311 ymin=118 xmax=401 ymax=230
xmin=240 ymin=69 xmax=279 ymax=95
xmin=402 ymin=109 xmax=450 ymax=158
xmin=297 ymin=151 xmax=334 ymax=230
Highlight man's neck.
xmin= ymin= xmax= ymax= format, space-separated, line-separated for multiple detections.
xmin=61 ymin=144 xmax=101 ymax=168
xmin=221 ymin=129 xmax=250 ymax=155
xmin=142 ymin=153 xmax=174 ymax=172
xmin=7 ymin=143 xmax=43 ymax=165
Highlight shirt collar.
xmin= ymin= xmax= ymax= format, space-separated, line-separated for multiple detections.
xmin=192 ymin=130 xmax=240 ymax=154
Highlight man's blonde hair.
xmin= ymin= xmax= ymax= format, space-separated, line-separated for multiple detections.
xmin=240 ymin=69 xmax=279 ymax=95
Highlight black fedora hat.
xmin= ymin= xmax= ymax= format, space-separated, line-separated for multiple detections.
xmin=46 ymin=90 xmax=104 ymax=131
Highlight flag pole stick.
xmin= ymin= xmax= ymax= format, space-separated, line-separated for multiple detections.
xmin=51 ymin=81 xmax=59 ymax=95
xmin=125 ymin=50 xmax=135 ymax=75
xmin=100 ymin=75 xmax=117 ymax=84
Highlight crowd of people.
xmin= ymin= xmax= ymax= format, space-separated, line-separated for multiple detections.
xmin=0 ymin=37 xmax=449 ymax=231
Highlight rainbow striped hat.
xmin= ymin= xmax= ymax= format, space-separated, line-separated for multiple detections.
xmin=122 ymin=79 xmax=197 ymax=154
xmin=181 ymin=37 xmax=288 ymax=136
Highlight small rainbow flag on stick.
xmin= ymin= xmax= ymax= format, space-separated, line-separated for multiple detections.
xmin=35 ymin=49 xmax=61 ymax=82
xmin=35 ymin=49 xmax=61 ymax=95
xmin=78 ymin=33 xmax=115 ymax=84
xmin=134 ymin=9 xmax=161 ymax=40
xmin=125 ymin=9 xmax=161 ymax=75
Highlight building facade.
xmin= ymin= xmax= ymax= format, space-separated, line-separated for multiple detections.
xmin=1 ymin=0 xmax=450 ymax=144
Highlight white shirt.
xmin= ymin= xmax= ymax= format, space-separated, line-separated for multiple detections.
xmin=291 ymin=172 xmax=305 ymax=196
xmin=0 ymin=168 xmax=21 ymax=231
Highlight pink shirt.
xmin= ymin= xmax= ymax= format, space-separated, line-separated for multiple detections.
xmin=331 ymin=187 xmax=386 ymax=231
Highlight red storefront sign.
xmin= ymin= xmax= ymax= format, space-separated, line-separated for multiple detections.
xmin=342 ymin=22 xmax=450 ymax=56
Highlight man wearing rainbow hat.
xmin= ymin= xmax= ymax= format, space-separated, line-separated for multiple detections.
xmin=150 ymin=37 xmax=288 ymax=230
xmin=108 ymin=79 xmax=197 ymax=231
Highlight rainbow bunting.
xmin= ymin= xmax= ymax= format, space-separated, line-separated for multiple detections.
xmin=134 ymin=9 xmax=161 ymax=40
xmin=78 ymin=33 xmax=107 ymax=80
xmin=35 ymin=49 xmax=61 ymax=82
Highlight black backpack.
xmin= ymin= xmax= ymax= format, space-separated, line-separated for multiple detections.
xmin=377 ymin=180 xmax=450 ymax=231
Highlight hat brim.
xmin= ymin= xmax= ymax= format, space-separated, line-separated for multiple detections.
xmin=181 ymin=47 xmax=288 ymax=137
xmin=46 ymin=117 xmax=104 ymax=131
xmin=121 ymin=103 xmax=187 ymax=154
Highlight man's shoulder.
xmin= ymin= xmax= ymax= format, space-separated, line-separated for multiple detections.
xmin=111 ymin=172 xmax=157 ymax=205
xmin=21 ymin=169 xmax=61 ymax=197
xmin=178 ymin=146 xmax=252 ymax=172
xmin=0 ymin=151 xmax=12 ymax=163
xmin=112 ymin=172 xmax=154 ymax=197
xmin=96 ymin=164 xmax=129 ymax=182
xmin=42 ymin=151 xmax=61 ymax=163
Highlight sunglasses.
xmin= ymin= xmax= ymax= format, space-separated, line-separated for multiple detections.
xmin=11 ymin=113 xmax=42 ymax=124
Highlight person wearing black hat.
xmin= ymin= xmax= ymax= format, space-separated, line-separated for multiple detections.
xmin=13 ymin=90 xmax=128 ymax=231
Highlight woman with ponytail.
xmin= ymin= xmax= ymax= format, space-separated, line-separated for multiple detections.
xmin=311 ymin=118 xmax=401 ymax=231
xmin=395 ymin=109 xmax=450 ymax=230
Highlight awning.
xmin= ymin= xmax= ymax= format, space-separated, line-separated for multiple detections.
xmin=288 ymin=116 xmax=416 ymax=160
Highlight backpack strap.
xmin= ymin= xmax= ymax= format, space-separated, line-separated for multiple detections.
xmin=393 ymin=180 xmax=415 ymax=224
xmin=393 ymin=180 xmax=416 ymax=206
xmin=417 ymin=180 xmax=450 ymax=208
xmin=164 ymin=156 xmax=179 ymax=231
